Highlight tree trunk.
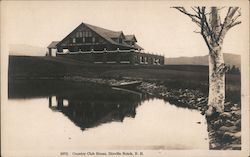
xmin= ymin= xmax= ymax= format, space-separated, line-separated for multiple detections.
xmin=204 ymin=7 xmax=226 ymax=116
xmin=206 ymin=45 xmax=225 ymax=116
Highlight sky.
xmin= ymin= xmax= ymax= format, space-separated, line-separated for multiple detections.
xmin=1 ymin=1 xmax=249 ymax=57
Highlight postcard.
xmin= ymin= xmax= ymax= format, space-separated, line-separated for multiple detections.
xmin=1 ymin=0 xmax=249 ymax=157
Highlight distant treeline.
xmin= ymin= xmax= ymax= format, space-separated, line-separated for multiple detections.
xmin=226 ymin=65 xmax=240 ymax=75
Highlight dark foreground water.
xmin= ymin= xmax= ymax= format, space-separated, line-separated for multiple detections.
xmin=5 ymin=80 xmax=208 ymax=153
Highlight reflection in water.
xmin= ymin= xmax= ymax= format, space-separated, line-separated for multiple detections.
xmin=6 ymin=79 xmax=209 ymax=151
xmin=9 ymin=79 xmax=147 ymax=131
xmin=48 ymin=92 xmax=141 ymax=131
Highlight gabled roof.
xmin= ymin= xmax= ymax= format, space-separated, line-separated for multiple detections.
xmin=86 ymin=23 xmax=123 ymax=38
xmin=56 ymin=22 xmax=143 ymax=50
xmin=125 ymin=35 xmax=137 ymax=42
xmin=85 ymin=23 xmax=143 ymax=49
xmin=85 ymin=23 xmax=122 ymax=45
xmin=47 ymin=41 xmax=60 ymax=48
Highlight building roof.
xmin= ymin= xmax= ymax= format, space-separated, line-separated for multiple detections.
xmin=85 ymin=23 xmax=143 ymax=49
xmin=133 ymin=43 xmax=143 ymax=50
xmin=55 ymin=22 xmax=143 ymax=50
xmin=85 ymin=23 xmax=122 ymax=45
xmin=47 ymin=41 xmax=60 ymax=49
xmin=125 ymin=35 xmax=137 ymax=42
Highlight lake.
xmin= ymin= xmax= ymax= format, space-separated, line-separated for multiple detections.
xmin=5 ymin=80 xmax=209 ymax=155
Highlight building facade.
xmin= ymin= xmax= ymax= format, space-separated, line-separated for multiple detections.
xmin=47 ymin=22 xmax=164 ymax=65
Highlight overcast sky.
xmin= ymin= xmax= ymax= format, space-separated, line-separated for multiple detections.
xmin=1 ymin=1 xmax=249 ymax=57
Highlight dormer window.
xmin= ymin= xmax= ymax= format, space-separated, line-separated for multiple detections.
xmin=118 ymin=38 xmax=123 ymax=43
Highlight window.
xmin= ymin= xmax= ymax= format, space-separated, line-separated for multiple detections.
xmin=76 ymin=31 xmax=83 ymax=38
xmin=84 ymin=31 xmax=92 ymax=37
xmin=72 ymin=38 xmax=76 ymax=43
xmin=118 ymin=38 xmax=123 ymax=43
xmin=140 ymin=56 xmax=143 ymax=63
xmin=88 ymin=31 xmax=92 ymax=37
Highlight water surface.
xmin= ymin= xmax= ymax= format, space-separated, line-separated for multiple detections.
xmin=5 ymin=80 xmax=209 ymax=153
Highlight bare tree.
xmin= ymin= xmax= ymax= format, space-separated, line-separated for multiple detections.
xmin=173 ymin=7 xmax=241 ymax=116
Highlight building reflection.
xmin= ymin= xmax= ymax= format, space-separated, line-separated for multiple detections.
xmin=9 ymin=79 xmax=152 ymax=131
xmin=48 ymin=87 xmax=145 ymax=131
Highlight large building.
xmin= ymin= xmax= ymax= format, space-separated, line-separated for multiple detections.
xmin=47 ymin=22 xmax=164 ymax=65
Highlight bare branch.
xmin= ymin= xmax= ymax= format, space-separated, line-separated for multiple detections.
xmin=195 ymin=6 xmax=215 ymax=53
xmin=229 ymin=21 xmax=242 ymax=28
xmin=172 ymin=7 xmax=201 ymax=27
xmin=231 ymin=9 xmax=241 ymax=22
xmin=227 ymin=9 xmax=241 ymax=29
xmin=202 ymin=7 xmax=213 ymax=37
xmin=199 ymin=7 xmax=219 ymax=47
xmin=191 ymin=7 xmax=199 ymax=14
xmin=218 ymin=7 xmax=241 ymax=39
xmin=200 ymin=19 xmax=213 ymax=53
xmin=201 ymin=31 xmax=213 ymax=53
xmin=197 ymin=7 xmax=212 ymax=36
xmin=223 ymin=7 xmax=240 ymax=26
xmin=173 ymin=6 xmax=241 ymax=55
xmin=227 ymin=7 xmax=239 ymax=19
xmin=218 ymin=7 xmax=233 ymax=41
xmin=172 ymin=7 xmax=200 ymax=19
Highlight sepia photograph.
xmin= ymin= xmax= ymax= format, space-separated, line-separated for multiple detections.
xmin=1 ymin=0 xmax=249 ymax=157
